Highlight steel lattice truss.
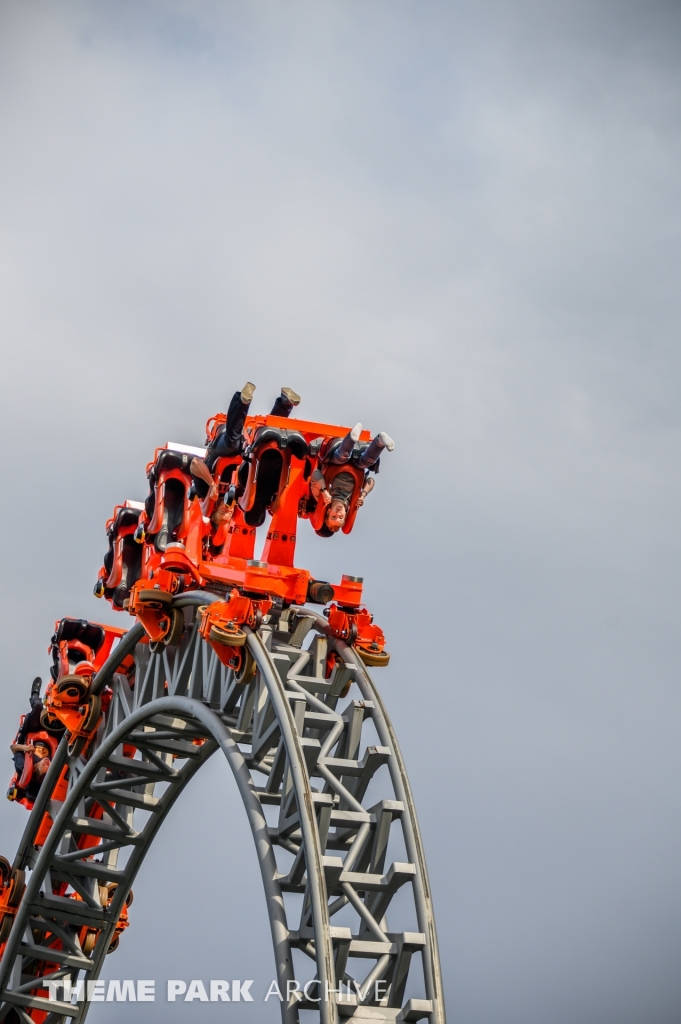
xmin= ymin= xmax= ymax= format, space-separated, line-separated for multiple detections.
xmin=0 ymin=594 xmax=444 ymax=1024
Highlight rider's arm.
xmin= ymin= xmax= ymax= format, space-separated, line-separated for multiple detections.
xmin=356 ymin=476 xmax=375 ymax=507
xmin=310 ymin=468 xmax=332 ymax=505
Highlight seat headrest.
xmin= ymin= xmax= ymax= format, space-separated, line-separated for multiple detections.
xmin=149 ymin=449 xmax=195 ymax=480
xmin=251 ymin=427 xmax=308 ymax=460
xmin=110 ymin=506 xmax=142 ymax=535
xmin=53 ymin=618 xmax=106 ymax=654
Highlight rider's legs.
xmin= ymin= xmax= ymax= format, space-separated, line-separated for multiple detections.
xmin=270 ymin=387 xmax=301 ymax=418
xmin=356 ymin=432 xmax=395 ymax=469
xmin=327 ymin=422 xmax=362 ymax=465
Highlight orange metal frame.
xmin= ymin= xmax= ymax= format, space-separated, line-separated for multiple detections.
xmin=94 ymin=412 xmax=385 ymax=624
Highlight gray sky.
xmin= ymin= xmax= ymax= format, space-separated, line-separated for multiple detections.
xmin=1 ymin=1 xmax=680 ymax=1021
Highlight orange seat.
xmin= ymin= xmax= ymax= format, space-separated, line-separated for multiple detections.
xmin=143 ymin=448 xmax=195 ymax=552
xmin=49 ymin=618 xmax=106 ymax=683
xmin=239 ymin=427 xmax=308 ymax=527
xmin=97 ymin=503 xmax=144 ymax=609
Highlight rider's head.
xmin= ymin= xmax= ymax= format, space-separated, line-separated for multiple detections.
xmin=33 ymin=742 xmax=51 ymax=774
xmin=325 ymin=499 xmax=348 ymax=532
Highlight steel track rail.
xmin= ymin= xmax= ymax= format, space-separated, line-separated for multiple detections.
xmin=336 ymin=641 xmax=445 ymax=1024
xmin=0 ymin=599 xmax=445 ymax=1024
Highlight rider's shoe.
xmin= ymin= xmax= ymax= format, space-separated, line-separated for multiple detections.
xmin=30 ymin=677 xmax=42 ymax=702
xmin=350 ymin=422 xmax=362 ymax=442
xmin=280 ymin=387 xmax=300 ymax=406
xmin=377 ymin=431 xmax=395 ymax=451
xmin=241 ymin=382 xmax=256 ymax=404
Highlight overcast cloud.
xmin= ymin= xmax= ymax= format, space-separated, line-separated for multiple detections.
xmin=1 ymin=2 xmax=680 ymax=1022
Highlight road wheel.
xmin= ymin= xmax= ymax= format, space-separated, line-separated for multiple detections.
xmin=210 ymin=623 xmax=247 ymax=647
xmin=56 ymin=676 xmax=90 ymax=702
xmin=235 ymin=647 xmax=256 ymax=685
xmin=163 ymin=608 xmax=184 ymax=647
xmin=356 ymin=646 xmax=390 ymax=668
xmin=137 ymin=589 xmax=172 ymax=607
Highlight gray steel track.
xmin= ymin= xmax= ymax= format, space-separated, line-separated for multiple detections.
xmin=0 ymin=596 xmax=444 ymax=1024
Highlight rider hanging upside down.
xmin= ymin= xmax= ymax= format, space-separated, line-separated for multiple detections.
xmin=189 ymin=383 xmax=301 ymax=505
xmin=7 ymin=678 xmax=53 ymax=805
xmin=310 ymin=422 xmax=394 ymax=534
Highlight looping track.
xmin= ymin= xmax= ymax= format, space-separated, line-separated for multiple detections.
xmin=0 ymin=594 xmax=444 ymax=1024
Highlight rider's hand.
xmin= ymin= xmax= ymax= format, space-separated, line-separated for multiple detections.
xmin=212 ymin=501 xmax=235 ymax=526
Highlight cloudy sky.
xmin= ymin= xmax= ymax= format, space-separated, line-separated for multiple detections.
xmin=1 ymin=1 xmax=680 ymax=1022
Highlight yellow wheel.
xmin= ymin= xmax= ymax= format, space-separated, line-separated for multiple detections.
xmin=163 ymin=608 xmax=184 ymax=647
xmin=0 ymin=857 xmax=11 ymax=888
xmin=234 ymin=647 xmax=256 ymax=685
xmin=106 ymin=882 xmax=133 ymax=907
xmin=137 ymin=589 xmax=172 ymax=607
xmin=0 ymin=912 xmax=13 ymax=944
xmin=67 ymin=735 xmax=87 ymax=759
xmin=7 ymin=868 xmax=25 ymax=908
xmin=56 ymin=676 xmax=90 ymax=702
xmin=81 ymin=694 xmax=102 ymax=732
xmin=40 ymin=708 xmax=64 ymax=734
xmin=67 ymin=695 xmax=102 ymax=757
xmin=356 ymin=646 xmax=390 ymax=668
xmin=210 ymin=623 xmax=247 ymax=648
